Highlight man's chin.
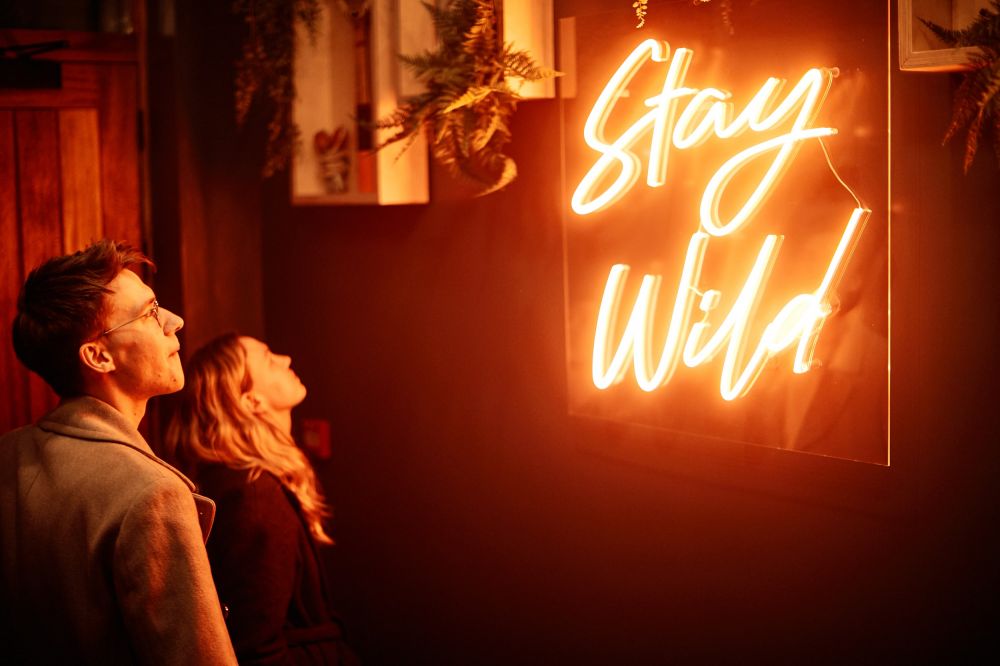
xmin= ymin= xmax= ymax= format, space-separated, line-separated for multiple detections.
xmin=155 ymin=372 xmax=185 ymax=396
xmin=171 ymin=372 xmax=185 ymax=392
xmin=167 ymin=356 xmax=185 ymax=392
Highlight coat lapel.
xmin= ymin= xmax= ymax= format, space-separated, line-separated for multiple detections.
xmin=192 ymin=493 xmax=216 ymax=543
xmin=37 ymin=396 xmax=215 ymax=541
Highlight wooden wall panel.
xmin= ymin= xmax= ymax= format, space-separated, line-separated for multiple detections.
xmin=0 ymin=112 xmax=30 ymax=432
xmin=99 ymin=64 xmax=141 ymax=247
xmin=15 ymin=111 xmax=63 ymax=422
xmin=59 ymin=109 xmax=104 ymax=252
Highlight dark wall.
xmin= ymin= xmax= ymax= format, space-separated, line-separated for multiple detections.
xmin=243 ymin=2 xmax=1000 ymax=664
xmin=147 ymin=0 xmax=265 ymax=353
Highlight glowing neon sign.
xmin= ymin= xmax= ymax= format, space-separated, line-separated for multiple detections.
xmin=573 ymin=40 xmax=870 ymax=401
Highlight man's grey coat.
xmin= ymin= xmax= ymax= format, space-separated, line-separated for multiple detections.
xmin=0 ymin=396 xmax=237 ymax=665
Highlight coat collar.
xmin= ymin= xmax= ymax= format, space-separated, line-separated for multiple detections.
xmin=37 ymin=395 xmax=197 ymax=493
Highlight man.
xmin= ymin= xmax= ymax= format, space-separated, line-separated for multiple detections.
xmin=0 ymin=240 xmax=237 ymax=664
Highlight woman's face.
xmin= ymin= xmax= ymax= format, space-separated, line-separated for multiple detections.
xmin=239 ymin=336 xmax=307 ymax=413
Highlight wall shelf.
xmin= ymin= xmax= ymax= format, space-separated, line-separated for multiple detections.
xmin=292 ymin=0 xmax=430 ymax=206
xmin=503 ymin=0 xmax=555 ymax=99
xmin=292 ymin=0 xmax=557 ymax=204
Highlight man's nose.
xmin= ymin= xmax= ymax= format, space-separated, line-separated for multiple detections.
xmin=161 ymin=307 xmax=184 ymax=334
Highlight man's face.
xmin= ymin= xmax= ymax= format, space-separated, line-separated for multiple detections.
xmin=100 ymin=269 xmax=185 ymax=398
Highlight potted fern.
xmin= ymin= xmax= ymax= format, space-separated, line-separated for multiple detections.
xmin=377 ymin=0 xmax=560 ymax=195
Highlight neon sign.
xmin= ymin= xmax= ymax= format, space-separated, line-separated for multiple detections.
xmin=573 ymin=39 xmax=870 ymax=401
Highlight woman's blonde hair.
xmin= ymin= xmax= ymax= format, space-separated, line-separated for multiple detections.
xmin=164 ymin=332 xmax=332 ymax=544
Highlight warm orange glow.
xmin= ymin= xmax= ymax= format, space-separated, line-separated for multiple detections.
xmin=681 ymin=233 xmax=783 ymax=399
xmin=570 ymin=40 xmax=838 ymax=225
xmin=678 ymin=67 xmax=838 ymax=236
xmin=592 ymin=208 xmax=871 ymax=400
xmin=687 ymin=207 xmax=869 ymax=399
xmin=578 ymin=39 xmax=873 ymax=400
xmin=592 ymin=233 xmax=708 ymax=390
xmin=571 ymin=39 xmax=690 ymax=215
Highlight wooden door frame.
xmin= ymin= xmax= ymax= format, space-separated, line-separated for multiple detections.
xmin=1 ymin=15 xmax=151 ymax=250
xmin=0 ymin=25 xmax=149 ymax=430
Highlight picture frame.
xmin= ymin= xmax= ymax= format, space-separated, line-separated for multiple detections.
xmin=898 ymin=0 xmax=989 ymax=71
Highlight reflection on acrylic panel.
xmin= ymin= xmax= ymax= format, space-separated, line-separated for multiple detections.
xmin=561 ymin=1 xmax=889 ymax=465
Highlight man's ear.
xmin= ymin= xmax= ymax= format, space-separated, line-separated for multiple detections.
xmin=79 ymin=342 xmax=115 ymax=375
xmin=241 ymin=391 xmax=264 ymax=414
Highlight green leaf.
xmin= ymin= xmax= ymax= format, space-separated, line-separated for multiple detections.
xmin=442 ymin=85 xmax=495 ymax=113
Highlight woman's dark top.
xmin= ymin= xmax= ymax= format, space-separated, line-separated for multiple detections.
xmin=195 ymin=463 xmax=355 ymax=665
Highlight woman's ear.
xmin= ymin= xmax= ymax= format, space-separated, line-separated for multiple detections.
xmin=241 ymin=391 xmax=264 ymax=414
xmin=79 ymin=342 xmax=115 ymax=374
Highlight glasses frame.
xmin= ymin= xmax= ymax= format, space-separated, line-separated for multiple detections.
xmin=98 ymin=300 xmax=160 ymax=337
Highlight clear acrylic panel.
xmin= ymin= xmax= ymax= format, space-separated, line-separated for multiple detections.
xmin=560 ymin=1 xmax=889 ymax=465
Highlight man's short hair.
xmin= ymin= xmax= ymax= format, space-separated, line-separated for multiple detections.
xmin=12 ymin=240 xmax=154 ymax=398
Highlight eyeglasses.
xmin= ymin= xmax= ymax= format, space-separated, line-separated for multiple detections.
xmin=99 ymin=300 xmax=161 ymax=337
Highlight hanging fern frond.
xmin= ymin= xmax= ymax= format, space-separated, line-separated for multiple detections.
xmin=398 ymin=51 xmax=462 ymax=81
xmin=233 ymin=0 xmax=321 ymax=178
xmin=376 ymin=0 xmax=561 ymax=196
xmin=921 ymin=0 xmax=1000 ymax=172
xmin=922 ymin=2 xmax=1000 ymax=48
xmin=442 ymin=85 xmax=498 ymax=113
xmin=504 ymin=47 xmax=561 ymax=82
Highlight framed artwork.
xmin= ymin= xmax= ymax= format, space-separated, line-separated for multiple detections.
xmin=898 ymin=0 xmax=989 ymax=71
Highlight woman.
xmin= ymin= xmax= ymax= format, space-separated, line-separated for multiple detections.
xmin=165 ymin=333 xmax=353 ymax=665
